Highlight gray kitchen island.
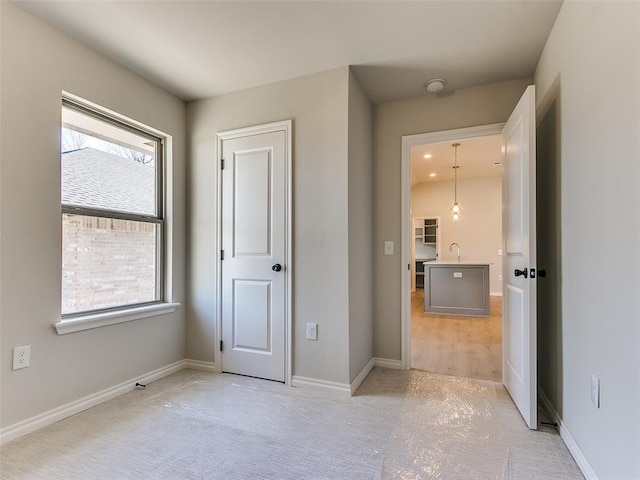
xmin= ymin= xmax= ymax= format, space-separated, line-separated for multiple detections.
xmin=423 ymin=261 xmax=490 ymax=316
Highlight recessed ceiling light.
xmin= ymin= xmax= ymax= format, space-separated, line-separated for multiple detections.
xmin=429 ymin=173 xmax=437 ymax=177
xmin=423 ymin=154 xmax=432 ymax=159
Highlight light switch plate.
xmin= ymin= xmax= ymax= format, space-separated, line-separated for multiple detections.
xmin=453 ymin=272 xmax=463 ymax=278
xmin=306 ymin=323 xmax=318 ymax=341
xmin=384 ymin=241 xmax=394 ymax=255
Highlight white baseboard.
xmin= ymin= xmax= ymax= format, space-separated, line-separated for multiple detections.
xmin=350 ymin=357 xmax=375 ymax=395
xmin=184 ymin=359 xmax=217 ymax=372
xmin=291 ymin=375 xmax=350 ymax=394
xmin=0 ymin=360 xmax=187 ymax=445
xmin=538 ymin=388 xmax=599 ymax=480
xmin=373 ymin=357 xmax=404 ymax=369
xmin=490 ymin=291 xmax=503 ymax=297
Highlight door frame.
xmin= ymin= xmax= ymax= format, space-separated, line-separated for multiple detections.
xmin=215 ymin=120 xmax=293 ymax=385
xmin=400 ymin=123 xmax=504 ymax=370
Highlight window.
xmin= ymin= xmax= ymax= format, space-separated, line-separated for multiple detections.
xmin=60 ymin=98 xmax=165 ymax=318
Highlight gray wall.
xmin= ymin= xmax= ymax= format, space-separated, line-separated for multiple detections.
xmin=372 ymin=78 xmax=532 ymax=360
xmin=347 ymin=71 xmax=373 ymax=382
xmin=0 ymin=2 xmax=187 ymax=428
xmin=535 ymin=2 xmax=640 ymax=478
xmin=187 ymin=67 xmax=353 ymax=384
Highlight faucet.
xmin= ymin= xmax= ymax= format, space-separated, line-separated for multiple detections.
xmin=449 ymin=242 xmax=461 ymax=262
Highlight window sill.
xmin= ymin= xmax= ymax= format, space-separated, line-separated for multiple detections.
xmin=53 ymin=303 xmax=180 ymax=335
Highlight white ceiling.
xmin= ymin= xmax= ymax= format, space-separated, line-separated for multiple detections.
xmin=12 ymin=1 xmax=562 ymax=103
xmin=411 ymin=135 xmax=503 ymax=186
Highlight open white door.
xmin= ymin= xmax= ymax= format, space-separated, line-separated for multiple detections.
xmin=502 ymin=85 xmax=537 ymax=429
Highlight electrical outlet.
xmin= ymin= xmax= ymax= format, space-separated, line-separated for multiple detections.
xmin=306 ymin=323 xmax=318 ymax=341
xmin=591 ymin=374 xmax=600 ymax=408
xmin=12 ymin=345 xmax=31 ymax=370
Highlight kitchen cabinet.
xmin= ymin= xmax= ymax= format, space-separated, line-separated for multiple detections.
xmin=421 ymin=218 xmax=438 ymax=245
xmin=415 ymin=261 xmax=425 ymax=289
xmin=423 ymin=262 xmax=490 ymax=316
xmin=413 ymin=217 xmax=438 ymax=289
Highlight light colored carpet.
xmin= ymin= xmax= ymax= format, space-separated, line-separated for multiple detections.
xmin=0 ymin=368 xmax=583 ymax=479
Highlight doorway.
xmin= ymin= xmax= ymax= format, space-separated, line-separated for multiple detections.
xmin=405 ymin=127 xmax=504 ymax=382
xmin=401 ymin=86 xmax=538 ymax=429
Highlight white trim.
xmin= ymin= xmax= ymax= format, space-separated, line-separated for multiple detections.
xmin=184 ymin=359 xmax=217 ymax=372
xmin=62 ymin=91 xmax=172 ymax=140
xmin=215 ymin=120 xmax=292 ymax=140
xmin=285 ymin=120 xmax=293 ymax=387
xmin=401 ymin=123 xmax=505 ymax=371
xmin=215 ymin=120 xmax=293 ymax=385
xmin=538 ymin=388 xmax=600 ymax=480
xmin=490 ymin=291 xmax=503 ymax=297
xmin=214 ymin=121 xmax=224 ymax=376
xmin=350 ymin=357 xmax=375 ymax=395
xmin=291 ymin=375 xmax=351 ymax=394
xmin=0 ymin=360 xmax=186 ymax=445
xmin=53 ymin=303 xmax=180 ymax=335
xmin=373 ymin=357 xmax=404 ymax=370
xmin=60 ymin=93 xmax=177 ymax=337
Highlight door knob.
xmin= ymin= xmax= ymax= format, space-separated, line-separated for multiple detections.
xmin=272 ymin=264 xmax=282 ymax=272
xmin=538 ymin=269 xmax=547 ymax=278
xmin=514 ymin=268 xmax=528 ymax=278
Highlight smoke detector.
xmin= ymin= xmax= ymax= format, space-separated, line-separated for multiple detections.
xmin=425 ymin=78 xmax=445 ymax=93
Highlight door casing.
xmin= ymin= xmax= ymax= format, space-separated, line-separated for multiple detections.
xmin=215 ymin=120 xmax=293 ymax=385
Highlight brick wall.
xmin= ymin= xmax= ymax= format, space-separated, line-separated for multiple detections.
xmin=62 ymin=215 xmax=157 ymax=314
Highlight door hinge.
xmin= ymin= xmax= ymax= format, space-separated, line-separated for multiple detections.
xmin=408 ymin=263 xmax=410 ymax=271
xmin=221 ymin=158 xmax=225 ymax=170
xmin=221 ymin=250 xmax=224 ymax=260
xmin=220 ymin=340 xmax=223 ymax=352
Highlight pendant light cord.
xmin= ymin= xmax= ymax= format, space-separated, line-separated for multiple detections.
xmin=453 ymin=142 xmax=460 ymax=206
xmin=454 ymin=144 xmax=458 ymax=203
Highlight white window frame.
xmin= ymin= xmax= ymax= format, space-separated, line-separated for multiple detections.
xmin=53 ymin=95 xmax=177 ymax=334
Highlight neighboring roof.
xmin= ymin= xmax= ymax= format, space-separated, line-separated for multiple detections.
xmin=62 ymin=147 xmax=155 ymax=216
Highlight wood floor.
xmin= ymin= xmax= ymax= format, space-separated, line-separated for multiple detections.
xmin=411 ymin=290 xmax=502 ymax=382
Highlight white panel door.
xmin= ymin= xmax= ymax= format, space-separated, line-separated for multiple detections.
xmin=502 ymin=85 xmax=537 ymax=429
xmin=221 ymin=128 xmax=287 ymax=382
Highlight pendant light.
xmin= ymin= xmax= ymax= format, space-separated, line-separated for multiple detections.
xmin=451 ymin=143 xmax=461 ymax=220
